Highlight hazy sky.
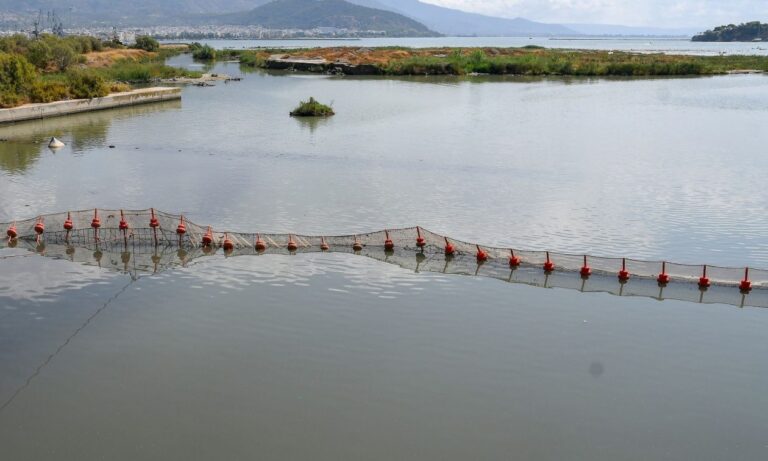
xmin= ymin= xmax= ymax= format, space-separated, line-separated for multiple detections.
xmin=421 ymin=0 xmax=767 ymax=27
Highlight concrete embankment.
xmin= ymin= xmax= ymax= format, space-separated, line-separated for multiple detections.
xmin=266 ymin=55 xmax=382 ymax=75
xmin=0 ymin=87 xmax=181 ymax=124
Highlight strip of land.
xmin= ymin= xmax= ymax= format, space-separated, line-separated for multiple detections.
xmin=221 ymin=46 xmax=768 ymax=76
xmin=0 ymin=87 xmax=181 ymax=124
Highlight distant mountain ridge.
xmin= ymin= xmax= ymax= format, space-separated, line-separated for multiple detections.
xmin=348 ymin=0 xmax=575 ymax=36
xmin=213 ymin=0 xmax=437 ymax=36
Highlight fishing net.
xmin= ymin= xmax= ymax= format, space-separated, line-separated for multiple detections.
xmin=1 ymin=208 xmax=766 ymax=308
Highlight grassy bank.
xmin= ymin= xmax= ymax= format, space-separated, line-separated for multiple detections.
xmin=0 ymin=34 xmax=200 ymax=108
xmin=223 ymin=46 xmax=768 ymax=77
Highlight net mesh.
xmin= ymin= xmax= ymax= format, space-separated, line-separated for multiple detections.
xmin=1 ymin=208 xmax=766 ymax=308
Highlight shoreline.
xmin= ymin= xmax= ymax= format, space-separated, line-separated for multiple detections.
xmin=0 ymin=87 xmax=181 ymax=125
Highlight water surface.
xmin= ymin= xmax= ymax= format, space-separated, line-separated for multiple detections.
xmin=0 ymin=253 xmax=766 ymax=461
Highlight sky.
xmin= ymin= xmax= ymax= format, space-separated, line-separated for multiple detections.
xmin=421 ymin=0 xmax=768 ymax=28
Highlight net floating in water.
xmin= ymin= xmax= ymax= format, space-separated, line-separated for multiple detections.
xmin=1 ymin=208 xmax=766 ymax=308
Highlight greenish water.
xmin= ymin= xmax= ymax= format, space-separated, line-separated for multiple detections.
xmin=0 ymin=254 xmax=767 ymax=460
xmin=0 ymin=56 xmax=767 ymax=460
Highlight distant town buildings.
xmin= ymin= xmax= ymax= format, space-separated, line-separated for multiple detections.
xmin=0 ymin=24 xmax=389 ymax=41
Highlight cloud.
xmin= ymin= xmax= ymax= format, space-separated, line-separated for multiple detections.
xmin=420 ymin=0 xmax=768 ymax=27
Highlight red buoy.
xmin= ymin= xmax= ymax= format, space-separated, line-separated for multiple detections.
xmin=6 ymin=222 xmax=17 ymax=240
xmin=384 ymin=230 xmax=394 ymax=251
xmin=353 ymin=237 xmax=363 ymax=252
xmin=444 ymin=237 xmax=455 ymax=256
xmin=543 ymin=251 xmax=555 ymax=272
xmin=321 ymin=237 xmax=330 ymax=251
xmin=223 ymin=234 xmax=234 ymax=252
xmin=657 ymin=261 xmax=670 ymax=285
xmin=34 ymin=217 xmax=45 ymax=235
xmin=149 ymin=208 xmax=159 ymax=228
xmin=287 ymin=235 xmax=298 ymax=252
xmin=476 ymin=245 xmax=488 ymax=262
xmin=416 ymin=227 xmax=426 ymax=249
xmin=509 ymin=249 xmax=521 ymax=267
xmin=698 ymin=265 xmax=711 ymax=289
xmin=63 ymin=212 xmax=74 ymax=231
xmin=580 ymin=255 xmax=591 ymax=277
xmin=119 ymin=210 xmax=129 ymax=231
xmin=739 ymin=267 xmax=752 ymax=293
xmin=255 ymin=234 xmax=266 ymax=251
xmin=618 ymin=258 xmax=630 ymax=282
xmin=202 ymin=226 xmax=213 ymax=246
xmin=176 ymin=215 xmax=186 ymax=235
xmin=91 ymin=209 xmax=101 ymax=229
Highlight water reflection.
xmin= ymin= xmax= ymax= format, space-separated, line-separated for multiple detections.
xmin=2 ymin=239 xmax=765 ymax=309
xmin=294 ymin=115 xmax=331 ymax=132
xmin=0 ymin=100 xmax=181 ymax=174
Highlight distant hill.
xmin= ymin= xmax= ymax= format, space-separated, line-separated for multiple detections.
xmin=348 ymin=0 xmax=575 ymax=36
xmin=212 ymin=0 xmax=437 ymax=36
xmin=693 ymin=22 xmax=768 ymax=42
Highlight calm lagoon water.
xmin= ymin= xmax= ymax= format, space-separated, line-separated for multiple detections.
xmin=1 ymin=53 xmax=767 ymax=459
xmin=180 ymin=36 xmax=768 ymax=56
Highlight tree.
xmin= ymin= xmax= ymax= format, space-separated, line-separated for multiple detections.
xmin=50 ymin=43 xmax=77 ymax=71
xmin=0 ymin=52 xmax=38 ymax=107
xmin=134 ymin=35 xmax=159 ymax=52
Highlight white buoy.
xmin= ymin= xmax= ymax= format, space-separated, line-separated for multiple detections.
xmin=48 ymin=137 xmax=65 ymax=149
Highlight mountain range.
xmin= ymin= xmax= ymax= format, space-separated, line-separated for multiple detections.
xmin=213 ymin=0 xmax=436 ymax=36
xmin=0 ymin=0 xmax=701 ymax=37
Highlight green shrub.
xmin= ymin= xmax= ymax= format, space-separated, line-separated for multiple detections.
xmin=290 ymin=97 xmax=334 ymax=117
xmin=50 ymin=43 xmax=77 ymax=71
xmin=66 ymin=69 xmax=109 ymax=99
xmin=26 ymin=40 xmax=52 ymax=70
xmin=0 ymin=52 xmax=36 ymax=95
xmin=190 ymin=43 xmax=216 ymax=61
xmin=30 ymin=79 xmax=70 ymax=102
xmin=134 ymin=36 xmax=160 ymax=52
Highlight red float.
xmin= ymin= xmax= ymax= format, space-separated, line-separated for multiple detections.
xmin=444 ymin=237 xmax=455 ymax=256
xmin=63 ymin=212 xmax=74 ymax=231
xmin=6 ymin=222 xmax=17 ymax=240
xmin=618 ymin=258 xmax=630 ymax=282
xmin=255 ymin=234 xmax=266 ymax=251
xmin=476 ymin=245 xmax=488 ymax=262
xmin=176 ymin=215 xmax=186 ymax=235
xmin=416 ymin=227 xmax=426 ymax=248
xmin=543 ymin=252 xmax=555 ymax=272
xmin=580 ymin=255 xmax=591 ymax=277
xmin=698 ymin=265 xmax=711 ymax=289
xmin=657 ymin=261 xmax=670 ymax=285
xmin=223 ymin=234 xmax=234 ymax=252
xmin=509 ymin=249 xmax=521 ymax=267
xmin=321 ymin=237 xmax=330 ymax=251
xmin=149 ymin=208 xmax=159 ymax=228
xmin=353 ymin=237 xmax=363 ymax=252
xmin=384 ymin=230 xmax=394 ymax=251
xmin=34 ymin=217 xmax=45 ymax=235
xmin=287 ymin=235 xmax=298 ymax=252
xmin=119 ymin=210 xmax=129 ymax=231
xmin=91 ymin=209 xmax=101 ymax=229
xmin=740 ymin=267 xmax=752 ymax=293
xmin=202 ymin=226 xmax=213 ymax=246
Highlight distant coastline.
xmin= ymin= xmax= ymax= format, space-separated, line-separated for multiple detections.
xmin=693 ymin=22 xmax=768 ymax=42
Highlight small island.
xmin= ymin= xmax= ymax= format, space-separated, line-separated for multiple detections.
xmin=693 ymin=22 xmax=768 ymax=42
xmin=290 ymin=97 xmax=335 ymax=117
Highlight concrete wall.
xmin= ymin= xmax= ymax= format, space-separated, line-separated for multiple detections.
xmin=0 ymin=87 xmax=182 ymax=125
